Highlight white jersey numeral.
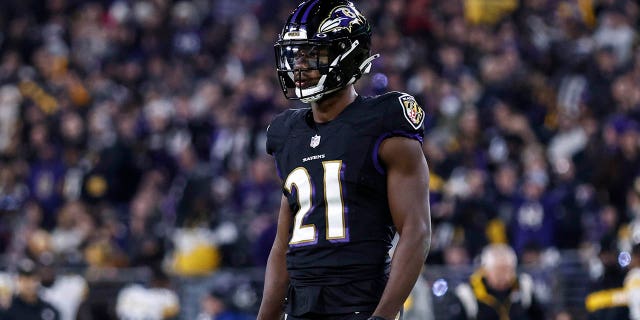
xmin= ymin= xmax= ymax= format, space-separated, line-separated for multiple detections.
xmin=284 ymin=161 xmax=346 ymax=245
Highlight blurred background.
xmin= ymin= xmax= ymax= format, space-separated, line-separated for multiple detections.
xmin=0 ymin=0 xmax=638 ymax=319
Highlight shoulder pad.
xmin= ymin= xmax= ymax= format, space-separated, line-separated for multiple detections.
xmin=266 ymin=108 xmax=308 ymax=155
xmin=375 ymin=91 xmax=425 ymax=141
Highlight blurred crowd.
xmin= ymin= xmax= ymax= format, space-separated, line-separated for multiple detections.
xmin=0 ymin=0 xmax=639 ymax=318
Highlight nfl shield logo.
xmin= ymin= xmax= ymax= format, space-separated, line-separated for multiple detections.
xmin=310 ymin=134 xmax=321 ymax=148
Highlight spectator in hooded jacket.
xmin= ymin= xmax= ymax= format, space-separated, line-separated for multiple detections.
xmin=450 ymin=244 xmax=545 ymax=320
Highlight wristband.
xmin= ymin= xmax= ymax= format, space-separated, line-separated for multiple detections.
xmin=368 ymin=317 xmax=388 ymax=320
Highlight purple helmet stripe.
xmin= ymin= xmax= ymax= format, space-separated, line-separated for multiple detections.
xmin=300 ymin=0 xmax=320 ymax=25
xmin=290 ymin=7 xmax=302 ymax=24
xmin=291 ymin=1 xmax=312 ymax=25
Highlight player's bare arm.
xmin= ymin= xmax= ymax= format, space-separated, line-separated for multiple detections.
xmin=373 ymin=136 xmax=431 ymax=320
xmin=257 ymin=195 xmax=291 ymax=320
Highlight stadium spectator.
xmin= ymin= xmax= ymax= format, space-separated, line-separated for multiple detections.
xmin=197 ymin=286 xmax=253 ymax=320
xmin=0 ymin=259 xmax=60 ymax=320
xmin=0 ymin=272 xmax=13 ymax=310
xmin=450 ymin=244 xmax=545 ymax=320
xmin=115 ymin=267 xmax=179 ymax=320
xmin=553 ymin=310 xmax=575 ymax=320
xmin=626 ymin=243 xmax=640 ymax=320
xmin=585 ymin=234 xmax=629 ymax=319
xmin=39 ymin=263 xmax=88 ymax=320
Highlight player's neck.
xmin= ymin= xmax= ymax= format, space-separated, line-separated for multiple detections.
xmin=310 ymin=86 xmax=357 ymax=123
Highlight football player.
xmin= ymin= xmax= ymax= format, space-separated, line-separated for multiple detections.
xmin=258 ymin=1 xmax=431 ymax=320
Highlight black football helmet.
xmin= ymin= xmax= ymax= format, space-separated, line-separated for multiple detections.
xmin=275 ymin=0 xmax=379 ymax=103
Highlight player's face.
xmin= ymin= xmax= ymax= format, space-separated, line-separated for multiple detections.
xmin=288 ymin=45 xmax=329 ymax=89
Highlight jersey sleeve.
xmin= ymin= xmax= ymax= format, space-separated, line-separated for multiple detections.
xmin=266 ymin=109 xmax=294 ymax=156
xmin=381 ymin=92 xmax=425 ymax=143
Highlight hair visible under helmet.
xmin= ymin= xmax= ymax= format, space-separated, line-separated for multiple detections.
xmin=274 ymin=0 xmax=379 ymax=103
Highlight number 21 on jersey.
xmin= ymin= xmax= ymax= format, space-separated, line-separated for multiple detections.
xmin=284 ymin=160 xmax=347 ymax=245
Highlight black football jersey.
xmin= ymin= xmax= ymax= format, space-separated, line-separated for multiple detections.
xmin=266 ymin=91 xmax=425 ymax=287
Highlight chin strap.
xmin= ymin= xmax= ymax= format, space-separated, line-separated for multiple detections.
xmin=359 ymin=53 xmax=380 ymax=75
xmin=346 ymin=53 xmax=381 ymax=86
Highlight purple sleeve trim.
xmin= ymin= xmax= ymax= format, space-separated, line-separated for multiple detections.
xmin=273 ymin=157 xmax=283 ymax=180
xmin=372 ymin=133 xmax=393 ymax=175
xmin=372 ymin=131 xmax=424 ymax=175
